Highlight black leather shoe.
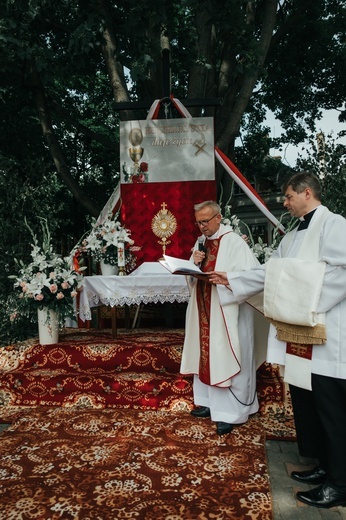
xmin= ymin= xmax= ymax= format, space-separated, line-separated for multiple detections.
xmin=190 ymin=406 xmax=211 ymax=418
xmin=291 ymin=466 xmax=327 ymax=485
xmin=296 ymin=483 xmax=346 ymax=508
xmin=216 ymin=422 xmax=233 ymax=435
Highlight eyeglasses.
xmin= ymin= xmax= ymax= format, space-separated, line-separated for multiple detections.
xmin=194 ymin=213 xmax=219 ymax=227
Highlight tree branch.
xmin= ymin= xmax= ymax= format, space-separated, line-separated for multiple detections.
xmin=49 ymin=98 xmax=118 ymax=151
xmin=27 ymin=61 xmax=101 ymax=217
xmin=187 ymin=0 xmax=217 ymax=117
xmin=216 ymin=0 xmax=278 ymax=150
xmin=94 ymin=0 xmax=136 ymax=121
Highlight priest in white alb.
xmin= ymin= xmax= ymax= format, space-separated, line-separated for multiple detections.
xmin=180 ymin=200 xmax=265 ymax=436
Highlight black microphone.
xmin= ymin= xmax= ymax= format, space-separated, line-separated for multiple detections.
xmin=197 ymin=236 xmax=206 ymax=253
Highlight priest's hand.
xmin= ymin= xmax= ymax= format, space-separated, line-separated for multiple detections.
xmin=208 ymin=271 xmax=230 ymax=286
xmin=192 ymin=250 xmax=205 ymax=265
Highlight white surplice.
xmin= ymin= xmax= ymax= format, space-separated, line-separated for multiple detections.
xmin=226 ymin=205 xmax=346 ymax=384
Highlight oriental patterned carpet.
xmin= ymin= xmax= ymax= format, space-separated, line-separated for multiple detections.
xmin=0 ymin=329 xmax=193 ymax=422
xmin=256 ymin=361 xmax=295 ymax=441
xmin=0 ymin=407 xmax=271 ymax=520
xmin=0 ymin=328 xmax=295 ymax=440
xmin=0 ymin=327 xmax=295 ymax=519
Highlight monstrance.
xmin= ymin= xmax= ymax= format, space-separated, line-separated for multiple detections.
xmin=151 ymin=202 xmax=177 ymax=256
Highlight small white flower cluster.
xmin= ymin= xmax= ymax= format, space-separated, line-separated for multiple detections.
xmin=222 ymin=206 xmax=279 ymax=264
xmin=222 ymin=213 xmax=243 ymax=236
xmin=79 ymin=213 xmax=136 ymax=267
xmin=250 ymin=237 xmax=275 ymax=263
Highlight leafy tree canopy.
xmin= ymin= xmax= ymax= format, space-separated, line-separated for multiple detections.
xmin=0 ymin=0 xmax=345 ymax=343
xmin=0 ymin=1 xmax=344 ymax=208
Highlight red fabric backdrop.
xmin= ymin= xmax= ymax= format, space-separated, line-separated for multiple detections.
xmin=120 ymin=180 xmax=216 ymax=265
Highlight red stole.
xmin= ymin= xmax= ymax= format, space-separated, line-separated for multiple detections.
xmin=196 ymin=237 xmax=221 ymax=385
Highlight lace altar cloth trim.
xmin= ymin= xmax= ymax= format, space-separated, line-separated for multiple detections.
xmin=79 ymin=274 xmax=190 ymax=321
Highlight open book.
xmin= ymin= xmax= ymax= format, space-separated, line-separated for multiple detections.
xmin=159 ymin=254 xmax=209 ymax=278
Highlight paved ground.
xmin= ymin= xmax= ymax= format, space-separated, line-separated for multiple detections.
xmin=267 ymin=439 xmax=346 ymax=519
xmin=1 ymin=422 xmax=346 ymax=518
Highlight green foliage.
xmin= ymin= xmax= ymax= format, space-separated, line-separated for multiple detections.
xmin=0 ymin=294 xmax=38 ymax=347
xmin=296 ymin=134 xmax=346 ymax=217
xmin=0 ymin=0 xmax=345 ymax=345
xmin=234 ymin=120 xmax=293 ymax=192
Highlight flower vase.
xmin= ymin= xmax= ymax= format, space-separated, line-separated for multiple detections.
xmin=100 ymin=260 xmax=118 ymax=276
xmin=37 ymin=308 xmax=59 ymax=345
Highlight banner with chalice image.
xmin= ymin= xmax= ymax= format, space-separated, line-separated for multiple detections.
xmin=119 ymin=117 xmax=216 ymax=264
xmin=120 ymin=117 xmax=215 ymax=184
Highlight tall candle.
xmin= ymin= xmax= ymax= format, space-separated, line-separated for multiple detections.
xmin=117 ymin=241 xmax=125 ymax=267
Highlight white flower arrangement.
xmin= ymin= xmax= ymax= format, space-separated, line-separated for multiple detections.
xmin=9 ymin=218 xmax=85 ymax=324
xmin=77 ymin=212 xmax=140 ymax=270
xmin=250 ymin=236 xmax=276 ymax=263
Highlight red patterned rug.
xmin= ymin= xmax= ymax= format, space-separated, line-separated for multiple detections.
xmin=0 ymin=328 xmax=295 ymax=440
xmin=0 ymin=329 xmax=192 ymax=419
xmin=0 ymin=328 xmax=299 ymax=519
xmin=0 ymin=407 xmax=272 ymax=520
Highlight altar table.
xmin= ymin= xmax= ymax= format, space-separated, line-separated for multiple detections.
xmin=79 ymin=263 xmax=191 ymax=337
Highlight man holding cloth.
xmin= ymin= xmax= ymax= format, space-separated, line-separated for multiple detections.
xmin=209 ymin=172 xmax=346 ymax=509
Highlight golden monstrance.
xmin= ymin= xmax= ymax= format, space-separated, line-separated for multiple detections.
xmin=151 ymin=202 xmax=177 ymax=256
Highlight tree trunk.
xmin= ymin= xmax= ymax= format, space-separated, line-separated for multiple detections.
xmin=27 ymin=62 xmax=101 ymax=217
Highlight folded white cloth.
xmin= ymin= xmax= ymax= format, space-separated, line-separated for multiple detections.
xmin=264 ymin=257 xmax=326 ymax=327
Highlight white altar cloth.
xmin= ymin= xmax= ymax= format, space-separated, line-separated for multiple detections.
xmin=79 ymin=262 xmax=191 ymax=322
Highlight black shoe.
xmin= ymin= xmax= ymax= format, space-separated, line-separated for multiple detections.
xmin=216 ymin=422 xmax=233 ymax=435
xmin=291 ymin=466 xmax=327 ymax=485
xmin=190 ymin=406 xmax=211 ymax=418
xmin=296 ymin=483 xmax=346 ymax=508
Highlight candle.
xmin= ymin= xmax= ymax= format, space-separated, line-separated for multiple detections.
xmin=117 ymin=241 xmax=125 ymax=267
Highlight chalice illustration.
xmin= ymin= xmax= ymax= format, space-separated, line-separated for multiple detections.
xmin=128 ymin=127 xmax=144 ymax=167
